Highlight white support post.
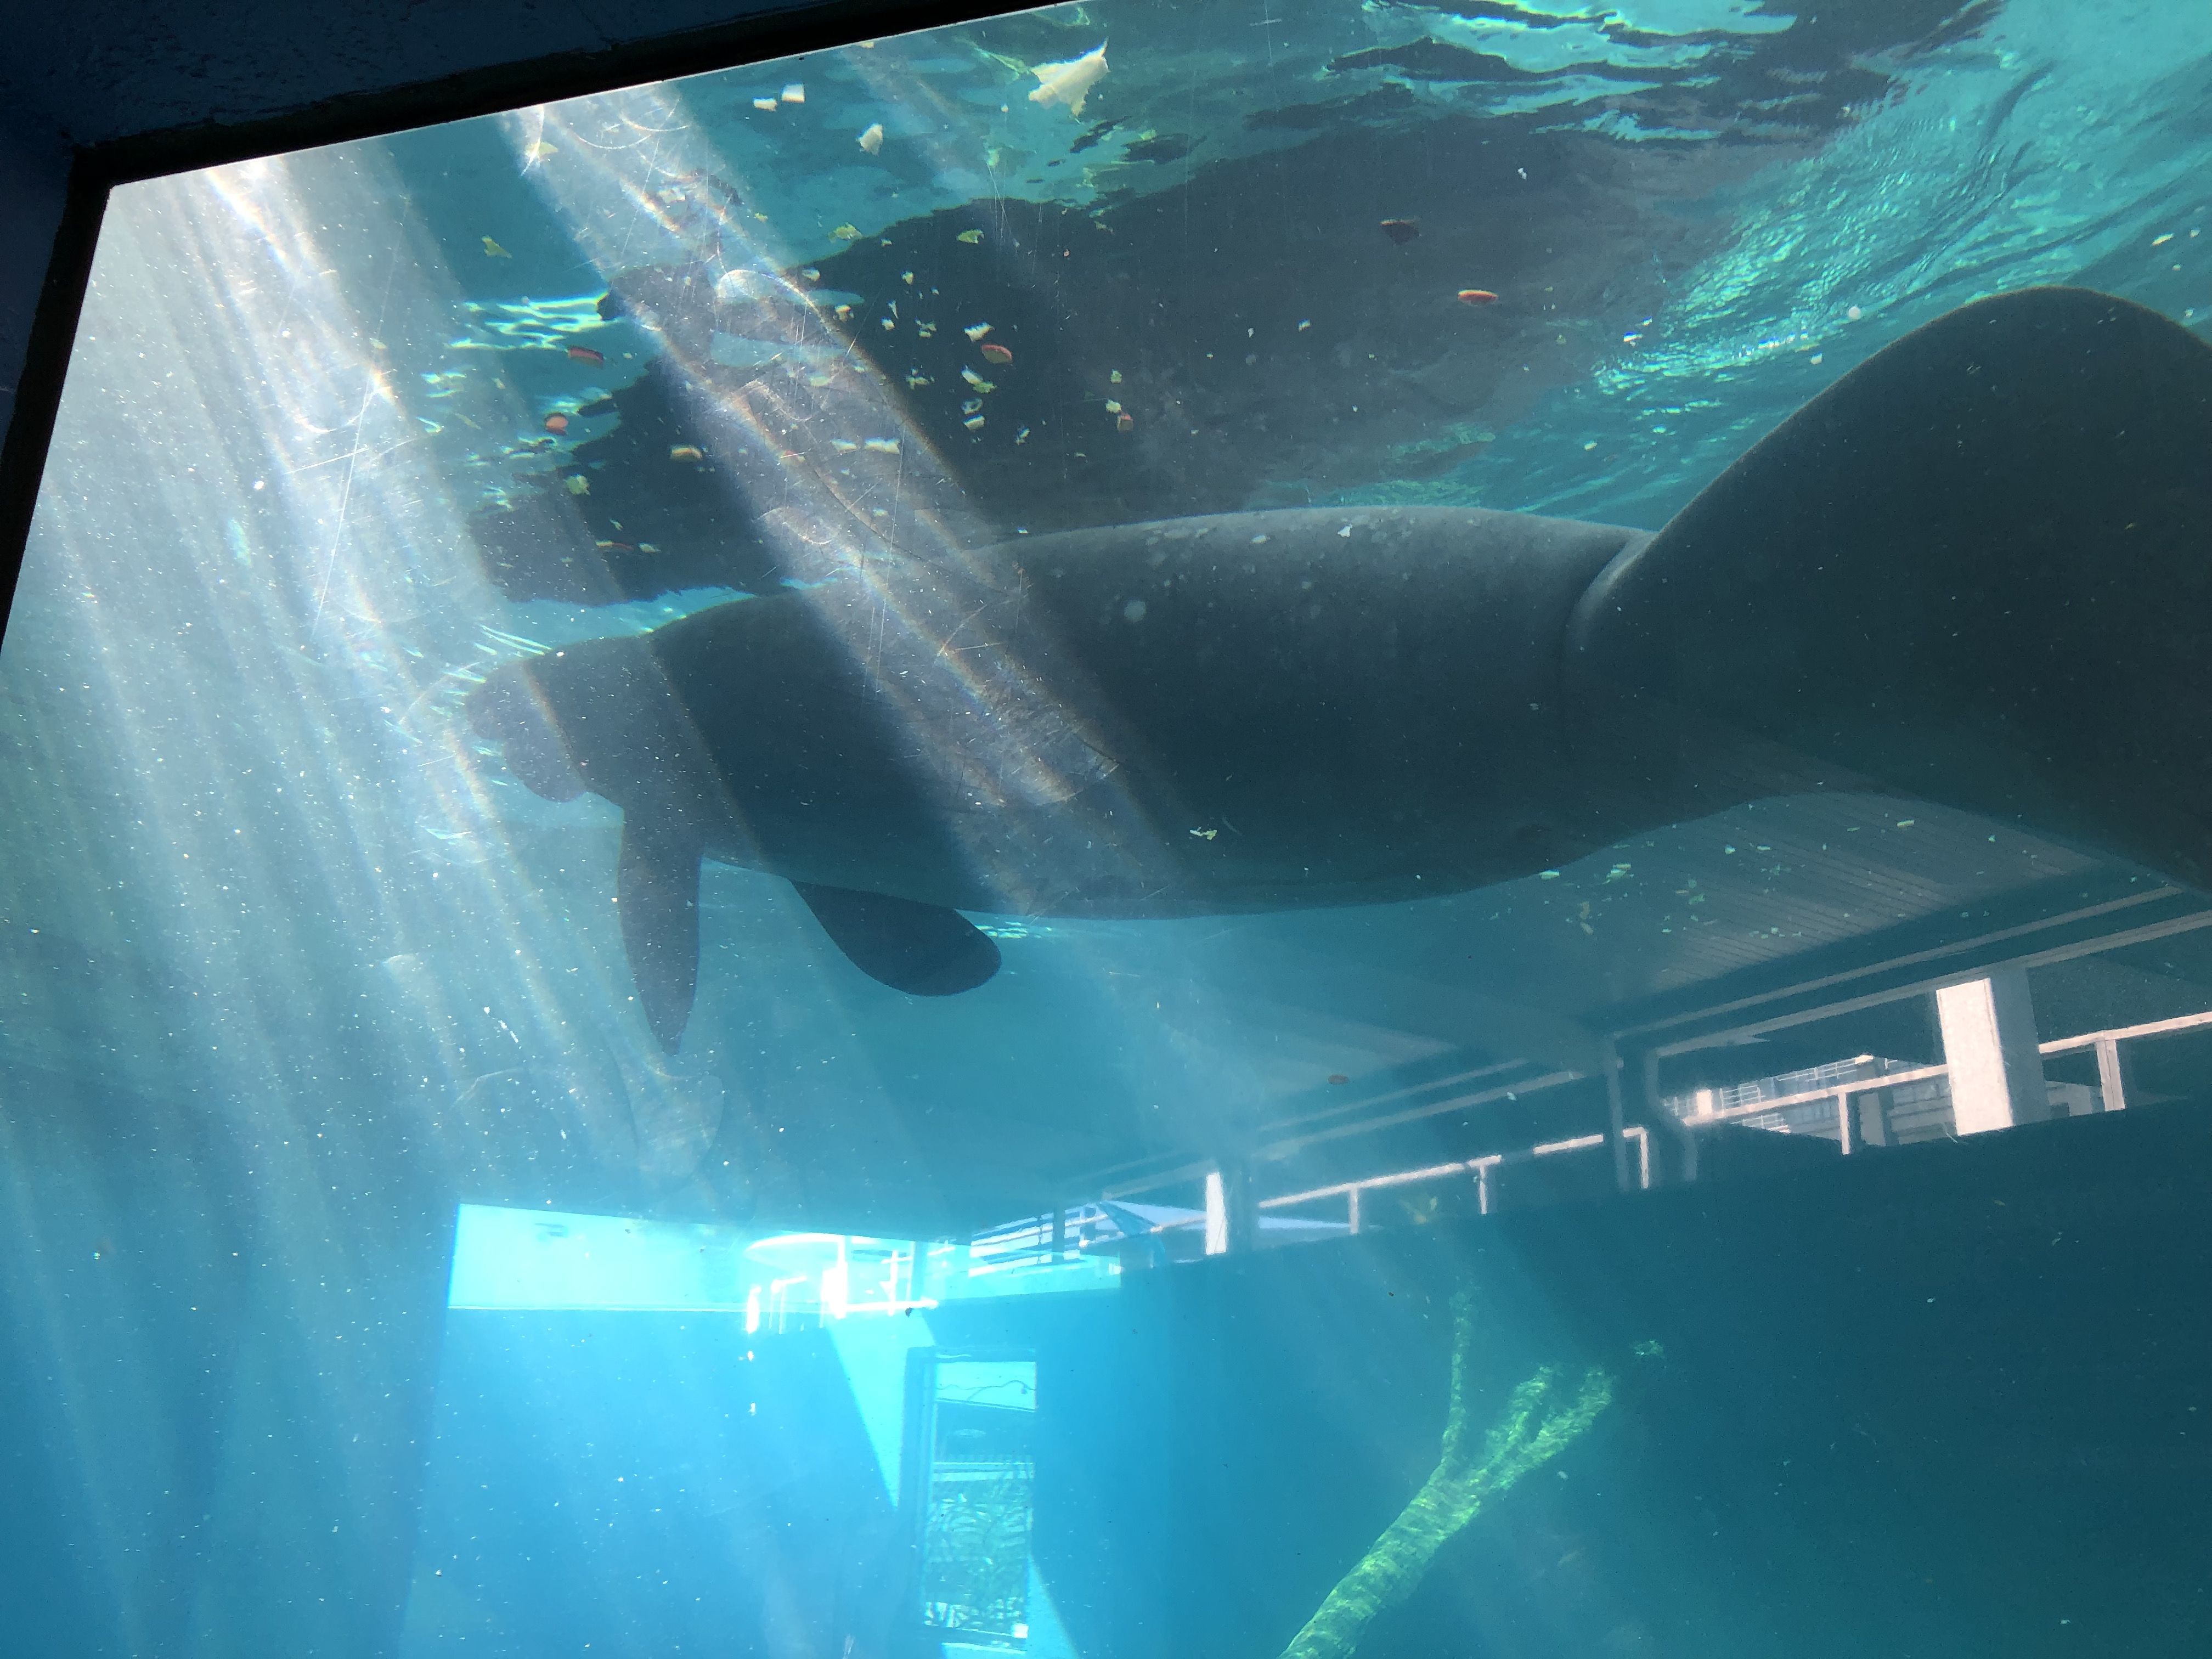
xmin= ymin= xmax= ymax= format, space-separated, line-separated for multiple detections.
xmin=2095 ymin=1034 xmax=2133 ymax=1112
xmin=1601 ymin=1040 xmax=1632 ymax=1193
xmin=1936 ymin=969 xmax=2049 ymax=1135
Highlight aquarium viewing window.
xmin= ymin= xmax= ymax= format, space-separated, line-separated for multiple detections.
xmin=10 ymin=1 xmax=2212 ymax=1655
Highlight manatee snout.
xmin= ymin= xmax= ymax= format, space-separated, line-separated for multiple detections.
xmin=467 ymin=667 xmax=588 ymax=803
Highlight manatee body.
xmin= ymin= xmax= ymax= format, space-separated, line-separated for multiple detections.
xmin=471 ymin=288 xmax=2212 ymax=1048
xmin=471 ymin=506 xmax=1667 ymax=1045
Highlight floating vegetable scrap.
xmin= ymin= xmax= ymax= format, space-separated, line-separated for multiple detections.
xmin=481 ymin=236 xmax=511 ymax=257
xmin=1029 ymin=43 xmax=1109 ymax=118
xmin=858 ymin=123 xmax=884 ymax=154
xmin=543 ymin=413 xmax=569 ymax=433
xmin=980 ymin=342 xmax=1013 ymax=365
xmin=567 ymin=345 xmax=603 ymax=365
xmin=832 ymin=224 xmax=862 ymax=240
xmin=964 ymin=323 xmax=992 ymax=341
xmin=1456 ymin=289 xmax=1500 ymax=305
xmin=752 ymin=98 xmax=778 ymax=111
xmin=781 ymin=84 xmax=805 ymax=103
xmin=1116 ymin=413 xmax=1135 ymax=432
xmin=669 ymin=445 xmax=703 ymax=463
xmin=956 ymin=229 xmax=984 ymax=245
xmin=1380 ymin=218 xmax=1421 ymax=245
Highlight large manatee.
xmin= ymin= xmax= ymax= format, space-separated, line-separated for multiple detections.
xmin=469 ymin=289 xmax=2212 ymax=1048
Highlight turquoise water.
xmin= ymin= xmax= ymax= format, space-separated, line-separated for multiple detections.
xmin=5 ymin=1 xmax=2212 ymax=1655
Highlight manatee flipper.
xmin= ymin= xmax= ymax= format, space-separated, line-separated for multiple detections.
xmin=792 ymin=883 xmax=1001 ymax=996
xmin=618 ymin=815 xmax=703 ymax=1049
xmin=1570 ymin=285 xmax=2212 ymax=884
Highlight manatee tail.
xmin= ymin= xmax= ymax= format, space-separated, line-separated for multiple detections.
xmin=1569 ymin=286 xmax=2212 ymax=885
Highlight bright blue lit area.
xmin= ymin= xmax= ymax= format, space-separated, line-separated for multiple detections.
xmin=415 ymin=1206 xmax=1107 ymax=1654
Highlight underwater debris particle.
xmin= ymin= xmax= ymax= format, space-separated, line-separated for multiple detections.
xmin=781 ymin=83 xmax=805 ymax=103
xmin=753 ymin=98 xmax=779 ymax=111
xmin=1338 ymin=524 xmax=1352 ymax=538
xmin=543 ymin=413 xmax=569 ymax=433
xmin=962 ymin=399 xmax=984 ymax=415
xmin=1126 ymin=600 xmax=1149 ymax=623
xmin=801 ymin=268 xmax=821 ymax=281
xmin=481 ymin=236 xmax=511 ymax=258
xmin=522 ymin=140 xmax=557 ymax=161
xmin=956 ymin=229 xmax=984 ymax=245
xmin=881 ymin=317 xmax=895 ymax=330
xmin=980 ymin=342 xmax=1013 ymax=364
xmin=961 ymin=367 xmax=995 ymax=392
xmin=831 ymin=439 xmax=859 ymax=453
xmin=916 ymin=321 xmax=937 ymax=337
xmin=564 ymin=474 xmax=590 ymax=495
xmin=864 ymin=437 xmax=900 ymax=454
xmin=902 ymin=270 xmax=915 ymax=285
xmin=834 ymin=303 xmax=854 ymax=319
xmin=906 ymin=373 xmax=932 ymax=389
xmin=1298 ymin=319 xmax=1311 ymax=331
xmin=1380 ymin=218 xmax=1421 ymax=245
xmin=1250 ymin=533 xmax=1268 ymax=545
xmin=964 ymin=323 xmax=992 ymax=341
xmin=1895 ymin=819 xmax=1915 ymax=828
xmin=1116 ymin=413 xmax=1134 ymax=432
xmin=1456 ymin=289 xmax=1500 ymax=306
xmin=567 ymin=346 xmax=603 ymax=365
xmin=1015 ymin=426 xmax=1030 ymax=443
xmin=1538 ymin=869 xmax=1560 ymax=879
xmin=1110 ymin=369 xmax=1122 ymax=383
xmin=832 ymin=224 xmax=862 ymax=240
xmin=963 ymin=415 xmax=986 ymax=431
xmin=1105 ymin=399 xmax=1124 ymax=414
xmin=669 ymin=445 xmax=704 ymax=463
xmin=1328 ymin=1074 xmax=1349 ymax=1085
xmin=859 ymin=123 xmax=885 ymax=154
xmin=1030 ymin=43 xmax=1109 ymax=118
xmin=1847 ymin=304 xmax=1863 ymax=320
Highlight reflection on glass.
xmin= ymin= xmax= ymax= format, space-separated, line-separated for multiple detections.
xmin=916 ymin=1356 xmax=1039 ymax=1647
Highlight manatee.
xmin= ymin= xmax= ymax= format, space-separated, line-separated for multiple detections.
xmin=469 ymin=287 xmax=2212 ymax=1049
